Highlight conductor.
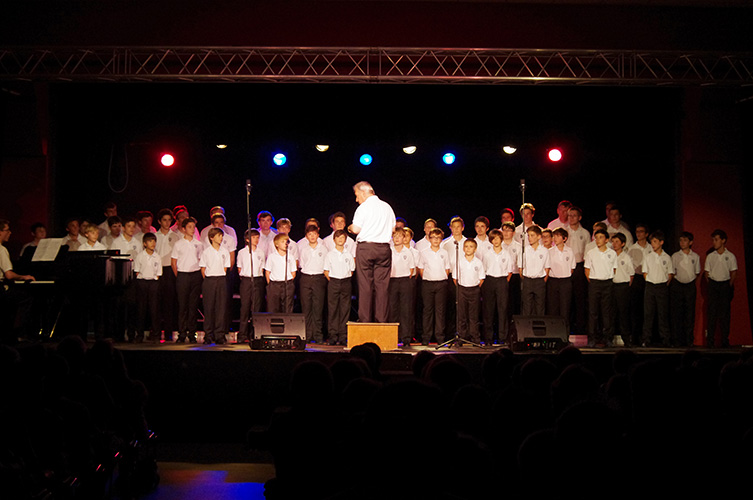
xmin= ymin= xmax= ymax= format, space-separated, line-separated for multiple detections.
xmin=348 ymin=181 xmax=396 ymax=323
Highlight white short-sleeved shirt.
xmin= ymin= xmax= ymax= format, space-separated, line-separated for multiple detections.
xmin=514 ymin=223 xmax=536 ymax=248
xmin=237 ymin=246 xmax=266 ymax=278
xmin=257 ymin=228 xmax=278 ymax=257
xmin=565 ymin=225 xmax=590 ymax=263
xmin=391 ymin=246 xmax=415 ymax=278
xmin=672 ymin=250 xmax=700 ymax=284
xmin=265 ymin=251 xmax=297 ymax=281
xmin=704 ymin=248 xmax=737 ymax=282
xmin=473 ymin=236 xmax=493 ymax=261
xmin=79 ymin=241 xmax=108 ymax=252
xmin=171 ymin=236 xmax=204 ymax=273
xmin=200 ymin=245 xmax=231 ymax=277
xmin=109 ymin=234 xmax=142 ymax=256
xmin=156 ymin=229 xmax=182 ymax=267
xmin=298 ymin=241 xmax=327 ymax=275
xmin=324 ymin=248 xmax=355 ymax=280
xmin=547 ymin=218 xmax=569 ymax=231
xmin=606 ymin=224 xmax=634 ymax=247
xmin=0 ymin=244 xmax=13 ymax=278
xmin=322 ymin=233 xmax=355 ymax=257
xmin=584 ymin=247 xmax=617 ymax=281
xmin=482 ymin=246 xmax=513 ymax=278
xmin=134 ymin=251 xmax=163 ymax=280
xmin=548 ymin=245 xmax=576 ymax=278
xmin=453 ymin=256 xmax=485 ymax=287
xmin=613 ymin=250 xmax=635 ymax=284
xmin=352 ymin=195 xmax=396 ymax=243
xmin=418 ymin=247 xmax=450 ymax=281
xmin=414 ymin=236 xmax=431 ymax=253
xmin=628 ymin=242 xmax=652 ymax=274
xmin=441 ymin=236 xmax=467 ymax=268
xmin=200 ymin=224 xmax=237 ymax=249
xmin=501 ymin=240 xmax=522 ymax=274
xmin=519 ymin=244 xmax=550 ymax=279
xmin=643 ymin=250 xmax=674 ymax=284
xmin=62 ymin=234 xmax=86 ymax=251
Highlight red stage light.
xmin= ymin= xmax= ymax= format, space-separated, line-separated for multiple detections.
xmin=548 ymin=148 xmax=562 ymax=162
xmin=161 ymin=154 xmax=175 ymax=167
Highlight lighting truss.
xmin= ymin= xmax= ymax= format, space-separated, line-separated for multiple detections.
xmin=0 ymin=47 xmax=751 ymax=86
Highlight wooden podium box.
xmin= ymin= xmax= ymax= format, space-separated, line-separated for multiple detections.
xmin=347 ymin=322 xmax=399 ymax=351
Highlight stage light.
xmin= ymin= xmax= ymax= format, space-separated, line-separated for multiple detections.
xmin=442 ymin=153 xmax=456 ymax=165
xmin=360 ymin=154 xmax=373 ymax=166
xmin=216 ymin=144 xmax=228 ymax=149
xmin=273 ymin=153 xmax=287 ymax=166
xmin=403 ymin=146 xmax=417 ymax=155
xmin=315 ymin=145 xmax=329 ymax=152
xmin=503 ymin=146 xmax=517 ymax=155
xmin=160 ymin=154 xmax=175 ymax=167
xmin=548 ymin=148 xmax=563 ymax=162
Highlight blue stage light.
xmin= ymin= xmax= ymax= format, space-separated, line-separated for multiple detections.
xmin=360 ymin=154 xmax=373 ymax=166
xmin=442 ymin=153 xmax=456 ymax=165
xmin=273 ymin=153 xmax=287 ymax=166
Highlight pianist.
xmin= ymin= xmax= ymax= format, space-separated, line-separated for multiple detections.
xmin=0 ymin=219 xmax=35 ymax=344
xmin=0 ymin=219 xmax=35 ymax=283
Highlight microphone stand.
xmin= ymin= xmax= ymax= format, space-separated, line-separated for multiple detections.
xmin=245 ymin=179 xmax=255 ymax=341
xmin=437 ymin=238 xmax=482 ymax=349
xmin=515 ymin=178 xmax=526 ymax=346
xmin=283 ymin=240 xmax=289 ymax=313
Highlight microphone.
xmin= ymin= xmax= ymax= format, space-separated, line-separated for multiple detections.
xmin=519 ymin=178 xmax=526 ymax=192
xmin=246 ymin=179 xmax=252 ymax=194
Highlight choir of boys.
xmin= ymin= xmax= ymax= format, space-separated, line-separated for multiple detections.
xmin=8 ymin=197 xmax=742 ymax=349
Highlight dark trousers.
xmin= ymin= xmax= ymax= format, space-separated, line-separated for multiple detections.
xmin=571 ymin=262 xmax=588 ymax=334
xmin=707 ymin=279 xmax=732 ymax=347
xmin=457 ymin=285 xmax=481 ymax=343
xmin=643 ymin=281 xmax=670 ymax=345
xmin=202 ymin=275 xmax=227 ymax=343
xmin=670 ymin=280 xmax=697 ymax=347
xmin=327 ymin=277 xmax=351 ymax=343
xmin=389 ymin=276 xmax=414 ymax=344
xmin=612 ymin=282 xmax=631 ymax=344
xmin=482 ymin=276 xmax=509 ymax=344
xmin=422 ymin=279 xmax=447 ymax=344
xmin=267 ymin=280 xmax=295 ymax=313
xmin=158 ymin=266 xmax=177 ymax=340
xmin=300 ymin=273 xmax=327 ymax=343
xmin=176 ymin=270 xmax=202 ymax=340
xmin=239 ymin=276 xmax=265 ymax=341
xmin=356 ymin=242 xmax=392 ymax=323
xmin=136 ymin=279 xmax=160 ymax=342
xmin=588 ymin=279 xmax=613 ymax=343
xmin=547 ymin=276 xmax=572 ymax=318
xmin=521 ymin=277 xmax=546 ymax=316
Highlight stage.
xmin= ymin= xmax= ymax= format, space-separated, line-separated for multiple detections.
xmin=116 ymin=340 xmax=748 ymax=445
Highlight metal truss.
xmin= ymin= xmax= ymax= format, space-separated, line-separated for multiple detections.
xmin=1 ymin=47 xmax=752 ymax=86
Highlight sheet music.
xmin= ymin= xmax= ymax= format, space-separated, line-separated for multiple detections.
xmin=32 ymin=238 xmax=64 ymax=262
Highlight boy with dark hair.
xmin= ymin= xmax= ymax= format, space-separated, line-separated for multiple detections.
xmin=671 ymin=231 xmax=700 ymax=346
xmin=256 ymin=210 xmax=277 ymax=256
xmin=642 ymin=230 xmax=674 ymax=347
xmin=473 ymin=216 xmax=492 ymax=260
xmin=704 ymin=229 xmax=737 ymax=347
xmin=390 ymin=227 xmax=416 ymax=347
xmin=610 ymin=232 xmax=634 ymax=347
xmin=547 ymin=227 xmax=575 ymax=318
xmin=299 ymin=224 xmax=328 ymax=344
xmin=324 ymin=229 xmax=355 ymax=345
xmin=20 ymin=222 xmax=47 ymax=257
xmin=515 ymin=203 xmax=536 ymax=247
xmin=418 ymin=227 xmax=450 ymax=345
xmin=482 ymin=229 xmax=512 ymax=345
xmin=62 ymin=218 xmax=85 ymax=251
xmin=453 ymin=239 xmax=485 ymax=344
xmin=585 ymin=229 xmax=616 ymax=347
xmin=171 ymin=216 xmax=204 ymax=343
xmin=265 ymin=233 xmax=296 ymax=313
xmin=237 ymin=229 xmax=266 ymax=342
xmin=566 ymin=206 xmax=590 ymax=334
xmin=134 ymin=232 xmax=162 ymax=342
xmin=519 ymin=225 xmax=549 ymax=316
xmin=155 ymin=208 xmax=180 ymax=341
xmin=200 ymin=227 xmax=231 ymax=344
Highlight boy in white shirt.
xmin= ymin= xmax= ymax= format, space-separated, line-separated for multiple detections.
xmin=482 ymin=229 xmax=513 ymax=345
xmin=414 ymin=218 xmax=437 ymax=253
xmin=453 ymin=239 xmax=485 ymax=344
xmin=324 ymin=229 xmax=355 ymax=345
xmin=256 ymin=211 xmax=278 ymax=257
xmin=265 ymin=233 xmax=296 ymax=313
xmin=514 ymin=203 xmax=536 ymax=247
xmin=473 ymin=216 xmax=493 ymax=261
xmin=171 ymin=217 xmax=204 ymax=343
xmin=237 ymin=229 xmax=266 ymax=343
xmin=566 ymin=207 xmax=590 ymax=334
xmin=298 ymin=224 xmax=328 ymax=344
xmin=62 ymin=218 xmax=85 ymax=251
xmin=519 ymin=225 xmax=550 ymax=316
xmin=419 ymin=228 xmax=450 ymax=345
xmin=610 ymin=233 xmax=634 ymax=347
xmin=584 ymin=229 xmax=617 ymax=347
xmin=200 ymin=227 xmax=231 ymax=344
xmin=134 ymin=233 xmax=162 ymax=343
xmin=390 ymin=227 xmax=416 ymax=347
xmin=110 ymin=217 xmax=142 ymax=256
xmin=547 ymin=200 xmax=571 ymax=230
xmin=642 ymin=230 xmax=674 ymax=347
xmin=670 ymin=231 xmax=700 ymax=347
xmin=155 ymin=209 xmax=180 ymax=341
xmin=547 ymin=228 xmax=575 ymax=319
xmin=275 ymin=218 xmax=299 ymax=263
xmin=704 ymin=229 xmax=738 ymax=347
xmin=79 ymin=223 xmax=107 ymax=251
xmin=627 ymin=223 xmax=651 ymax=344
xmin=501 ymin=221 xmax=523 ymax=317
